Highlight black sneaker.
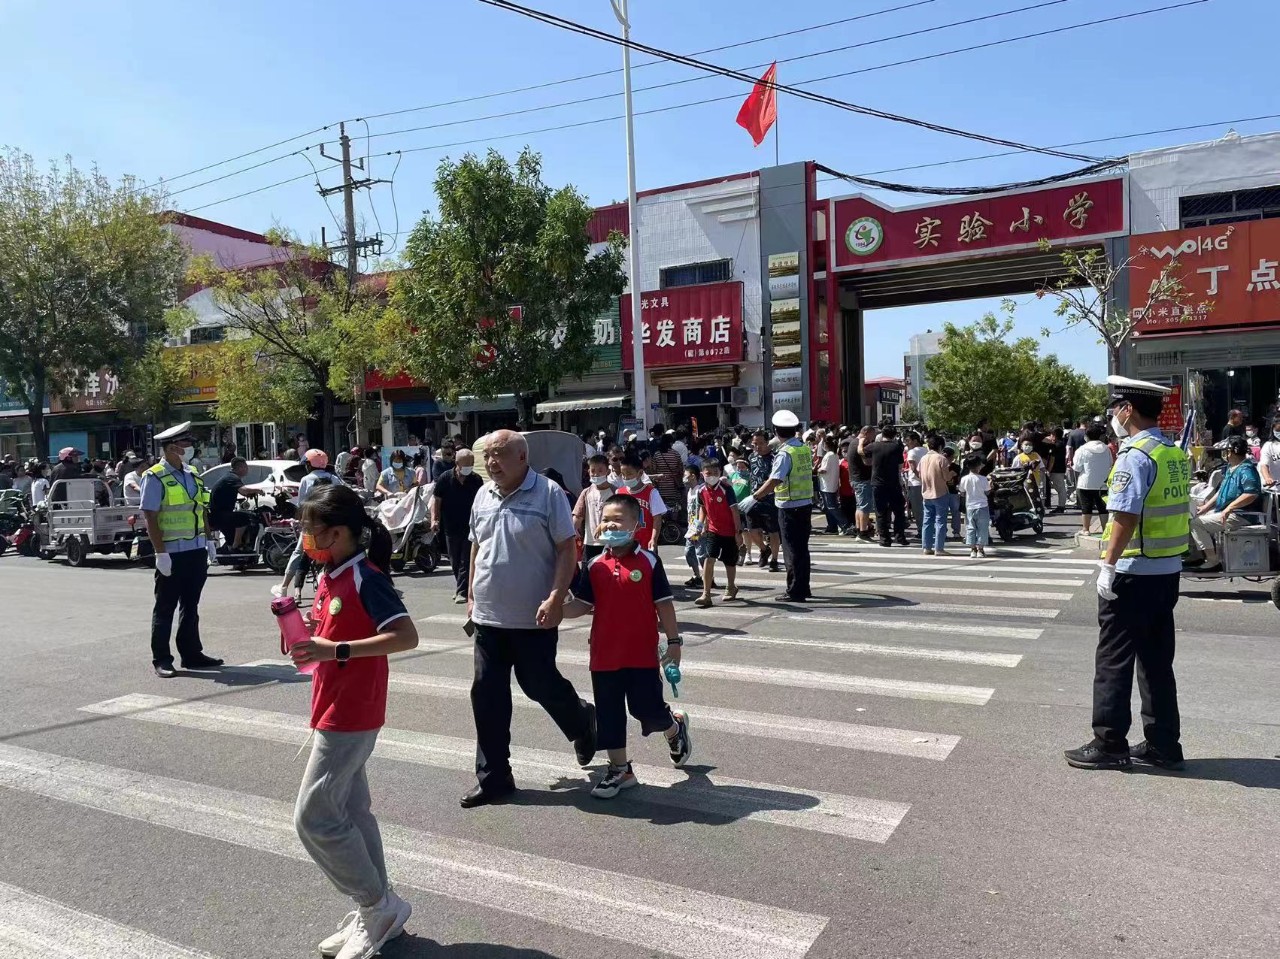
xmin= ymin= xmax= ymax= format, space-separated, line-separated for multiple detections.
xmin=1130 ymin=741 xmax=1185 ymax=770
xmin=574 ymin=702 xmax=598 ymax=767
xmin=769 ymin=561 xmax=780 ymax=573
xmin=153 ymin=663 xmax=176 ymax=679
xmin=590 ymin=762 xmax=637 ymax=799
xmin=667 ymin=710 xmax=693 ymax=767
xmin=181 ymin=654 xmax=224 ymax=670
xmin=683 ymin=576 xmax=704 ymax=588
xmin=758 ymin=547 xmax=771 ymax=569
xmin=1064 ymin=742 xmax=1132 ymax=770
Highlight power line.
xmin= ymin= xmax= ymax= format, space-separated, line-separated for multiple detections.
xmin=344 ymin=0 xmax=1077 ymax=145
xmin=352 ymin=0 xmax=947 ymax=125
xmin=474 ymin=0 xmax=1171 ymax=161
xmin=184 ymin=172 xmax=317 ymax=213
xmin=130 ymin=126 xmax=330 ymax=196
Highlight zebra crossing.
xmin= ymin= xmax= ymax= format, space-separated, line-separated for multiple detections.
xmin=0 ymin=534 xmax=1088 ymax=958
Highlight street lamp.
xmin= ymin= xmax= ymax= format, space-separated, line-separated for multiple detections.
xmin=610 ymin=0 xmax=647 ymax=431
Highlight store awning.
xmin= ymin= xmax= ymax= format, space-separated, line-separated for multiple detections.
xmin=535 ymin=394 xmax=629 ymax=415
xmin=438 ymin=394 xmax=518 ymax=414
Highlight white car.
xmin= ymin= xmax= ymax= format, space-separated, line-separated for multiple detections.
xmin=200 ymin=459 xmax=307 ymax=511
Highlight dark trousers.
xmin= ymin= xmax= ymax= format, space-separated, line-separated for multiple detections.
xmin=471 ymin=625 xmax=592 ymax=789
xmin=778 ymin=505 xmax=812 ymax=600
xmin=873 ymin=485 xmax=908 ymax=545
xmin=444 ymin=528 xmax=469 ymax=597
xmin=1093 ymin=572 xmax=1181 ymax=754
xmin=150 ymin=549 xmax=209 ymax=666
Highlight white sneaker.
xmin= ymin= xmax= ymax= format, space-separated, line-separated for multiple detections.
xmin=335 ymin=888 xmax=412 ymax=959
xmin=318 ymin=910 xmax=358 ymax=958
xmin=270 ymin=585 xmax=284 ymax=599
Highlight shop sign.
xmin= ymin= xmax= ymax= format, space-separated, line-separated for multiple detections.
xmin=49 ymin=368 xmax=122 ymax=413
xmin=1131 ymin=219 xmax=1280 ymax=333
xmin=588 ymin=297 xmax=622 ymax=374
xmin=830 ymin=176 xmax=1127 ymax=272
xmin=772 ymin=390 xmax=804 ymax=417
xmin=620 ymin=281 xmax=744 ymax=369
xmin=878 ymin=387 xmax=903 ymax=404
xmin=0 ymin=378 xmax=49 ymax=419
xmin=1158 ymin=383 xmax=1184 ymax=434
xmin=772 ymin=366 xmax=802 ymax=393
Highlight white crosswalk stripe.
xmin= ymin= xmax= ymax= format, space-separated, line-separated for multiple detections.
xmin=809 ymin=559 xmax=1090 ymax=577
xmin=80 ymin=695 xmax=912 ymax=843
xmin=404 ymin=641 xmax=997 ymax=705
xmin=0 ymin=881 xmax=217 ymax=959
xmin=728 ymin=577 xmax=1076 ymax=601
xmin=0 ymin=744 xmax=829 ymax=959
xmin=724 ymin=632 xmax=1024 ymax=667
xmin=231 ymin=662 xmax=962 ymax=760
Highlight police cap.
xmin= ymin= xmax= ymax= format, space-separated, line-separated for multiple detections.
xmin=771 ymin=409 xmax=800 ymax=429
xmin=153 ymin=421 xmax=194 ymax=447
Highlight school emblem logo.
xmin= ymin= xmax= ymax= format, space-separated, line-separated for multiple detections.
xmin=845 ymin=216 xmax=884 ymax=256
xmin=328 ymin=597 xmax=343 ymax=616
xmin=629 ymin=569 xmax=643 ymax=583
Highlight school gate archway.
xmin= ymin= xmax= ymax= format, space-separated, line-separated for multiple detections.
xmin=756 ymin=164 xmax=1128 ymax=424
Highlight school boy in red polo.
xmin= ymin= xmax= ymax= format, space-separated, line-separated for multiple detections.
xmin=563 ymin=494 xmax=693 ymax=798
xmin=694 ymin=458 xmax=741 ymax=608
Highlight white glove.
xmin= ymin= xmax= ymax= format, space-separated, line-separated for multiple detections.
xmin=1096 ymin=561 xmax=1117 ymax=601
xmin=155 ymin=552 xmax=173 ymax=577
xmin=207 ymin=541 xmax=219 ymax=564
xmin=736 ymin=494 xmax=758 ymax=513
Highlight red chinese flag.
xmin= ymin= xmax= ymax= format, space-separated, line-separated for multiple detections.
xmin=735 ymin=63 xmax=777 ymax=147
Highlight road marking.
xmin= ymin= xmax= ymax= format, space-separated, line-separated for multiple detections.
xmin=81 ymin=695 xmax=911 ymax=844
xmin=775 ymin=614 xmax=1038 ymax=642
xmin=0 ymin=744 xmax=828 ymax=959
xmin=810 ymin=559 xmax=1090 ymax=576
xmin=808 ymin=548 xmax=1098 ymax=567
xmin=419 ymin=609 xmax=765 ymax=631
xmin=400 ymin=643 xmax=995 ymax=705
xmin=232 ymin=664 xmax=959 ymax=761
xmin=807 ymin=541 xmax=1085 ymax=558
xmin=0 ymin=880 xmax=217 ymax=959
xmin=736 ymin=630 xmax=1024 ymax=667
xmin=727 ymin=577 xmax=1076 ymax=601
xmin=785 ymin=601 xmax=1059 ymax=618
xmin=730 ymin=570 xmax=1083 ymax=587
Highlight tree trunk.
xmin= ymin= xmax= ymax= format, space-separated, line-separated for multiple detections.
xmin=28 ymin=405 xmax=47 ymax=461
xmin=320 ymin=387 xmax=337 ymax=454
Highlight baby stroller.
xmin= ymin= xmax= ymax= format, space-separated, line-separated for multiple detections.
xmin=374 ymin=483 xmax=438 ymax=573
xmin=988 ymin=466 xmax=1045 ymax=542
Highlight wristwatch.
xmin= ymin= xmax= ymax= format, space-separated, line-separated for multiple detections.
xmin=335 ymin=643 xmax=351 ymax=663
xmin=667 ymin=635 xmax=683 ymax=647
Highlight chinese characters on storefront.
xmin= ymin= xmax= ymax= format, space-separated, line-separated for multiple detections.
xmin=620 ymin=281 xmax=744 ymax=369
xmin=830 ymin=177 xmax=1127 ymax=271
xmin=1130 ymin=219 xmax=1280 ymax=333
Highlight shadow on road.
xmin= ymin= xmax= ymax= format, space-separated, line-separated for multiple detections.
xmin=1134 ymin=757 xmax=1280 ymax=789
xmin=384 ymin=934 xmax=562 ymax=958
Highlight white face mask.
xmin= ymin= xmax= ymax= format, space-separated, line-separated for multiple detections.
xmin=458 ymin=466 xmax=474 ymax=476
xmin=1246 ymin=430 xmax=1257 ymax=438
xmin=179 ymin=446 xmax=195 ymax=464
xmin=614 ymin=478 xmax=633 ymax=490
xmin=1110 ymin=413 xmax=1127 ymax=439
xmin=969 ymin=441 xmax=982 ymax=450
xmin=1021 ymin=444 xmax=1034 ymax=454
xmin=591 ymin=474 xmax=611 ymax=487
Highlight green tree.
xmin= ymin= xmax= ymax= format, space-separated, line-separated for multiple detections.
xmin=390 ymin=148 xmax=627 ymax=415
xmin=182 ymin=231 xmax=390 ymax=449
xmin=1024 ymin=355 xmax=1108 ymax=428
xmin=0 ymin=148 xmax=186 ymax=455
xmin=897 ymin=401 xmax=924 ymax=425
xmin=920 ymin=301 xmax=1040 ymax=435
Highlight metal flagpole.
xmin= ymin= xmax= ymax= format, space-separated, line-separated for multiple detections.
xmin=611 ymin=0 xmax=647 ymax=431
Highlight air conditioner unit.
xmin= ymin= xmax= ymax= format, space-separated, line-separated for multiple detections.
xmin=444 ymin=412 xmax=468 ymax=425
xmin=531 ymin=409 xmax=552 ymax=425
xmin=731 ymin=385 xmax=762 ymax=409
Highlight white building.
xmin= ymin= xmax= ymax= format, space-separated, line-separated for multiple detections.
xmin=903 ymin=331 xmax=944 ymax=417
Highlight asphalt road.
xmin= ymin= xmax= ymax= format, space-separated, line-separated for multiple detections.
xmin=0 ymin=512 xmax=1276 ymax=959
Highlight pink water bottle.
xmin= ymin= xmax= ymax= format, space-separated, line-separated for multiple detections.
xmin=271 ymin=596 xmax=317 ymax=675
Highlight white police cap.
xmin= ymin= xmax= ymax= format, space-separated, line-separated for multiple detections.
xmin=771 ymin=409 xmax=800 ymax=428
xmin=153 ymin=421 xmax=194 ymax=445
xmin=1107 ymin=375 xmax=1171 ymax=403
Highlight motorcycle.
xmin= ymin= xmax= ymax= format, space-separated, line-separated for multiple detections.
xmin=0 ymin=489 xmax=37 ymax=557
xmin=209 ymin=488 xmax=299 ymax=573
xmin=374 ymin=485 xmax=438 ymax=573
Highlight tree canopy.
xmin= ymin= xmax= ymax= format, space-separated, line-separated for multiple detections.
xmin=920 ymin=300 xmax=1106 ymax=434
xmin=389 ymin=148 xmax=627 ymax=411
xmin=0 ymin=148 xmax=186 ymax=454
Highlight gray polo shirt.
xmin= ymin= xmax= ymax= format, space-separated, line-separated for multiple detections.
xmin=470 ymin=467 xmax=576 ymax=629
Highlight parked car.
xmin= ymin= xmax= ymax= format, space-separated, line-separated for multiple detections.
xmin=200 ymin=459 xmax=307 ymax=511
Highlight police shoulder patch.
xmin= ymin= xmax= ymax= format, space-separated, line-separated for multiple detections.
xmin=1110 ymin=470 xmax=1133 ymax=494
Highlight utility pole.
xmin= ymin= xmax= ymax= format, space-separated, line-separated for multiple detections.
xmin=611 ymin=0 xmax=647 ymax=432
xmin=318 ymin=121 xmax=388 ymax=449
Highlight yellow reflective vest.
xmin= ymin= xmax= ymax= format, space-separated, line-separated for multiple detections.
xmin=1101 ymin=434 xmax=1190 ymax=559
xmin=147 ymin=463 xmax=209 ymax=543
xmin=775 ymin=442 xmax=814 ymax=505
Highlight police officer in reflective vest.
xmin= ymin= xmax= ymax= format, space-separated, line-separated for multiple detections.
xmin=1065 ymin=377 xmax=1189 ymax=771
xmin=737 ymin=409 xmax=813 ymax=603
xmin=139 ymin=422 xmax=223 ymax=678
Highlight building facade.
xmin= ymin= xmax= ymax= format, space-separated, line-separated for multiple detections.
xmin=903 ymin=331 xmax=944 ymax=419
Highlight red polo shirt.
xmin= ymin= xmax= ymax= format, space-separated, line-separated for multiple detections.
xmin=308 ymin=552 xmax=409 ymax=732
xmin=573 ymin=547 xmax=673 ymax=671
xmin=699 ymin=480 xmax=738 ymax=536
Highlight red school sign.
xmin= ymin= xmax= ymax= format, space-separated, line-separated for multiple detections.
xmin=620 ymin=281 xmax=744 ymax=369
xmin=829 ymin=176 xmax=1127 ymax=272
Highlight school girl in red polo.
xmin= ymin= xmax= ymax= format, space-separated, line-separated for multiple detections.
xmin=563 ymin=494 xmax=693 ymax=798
xmin=287 ymin=484 xmax=420 ymax=959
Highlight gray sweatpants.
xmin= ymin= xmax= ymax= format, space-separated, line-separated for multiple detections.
xmin=294 ymin=728 xmax=387 ymax=907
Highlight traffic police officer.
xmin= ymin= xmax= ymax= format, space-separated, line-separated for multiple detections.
xmin=139 ymin=422 xmax=224 ymax=678
xmin=1065 ymin=376 xmax=1189 ymax=771
xmin=738 ymin=409 xmax=813 ymax=603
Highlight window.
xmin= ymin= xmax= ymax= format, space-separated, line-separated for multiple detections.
xmin=1180 ymin=186 xmax=1280 ymax=228
xmin=189 ymin=325 xmax=226 ymax=344
xmin=659 ymin=259 xmax=733 ymax=288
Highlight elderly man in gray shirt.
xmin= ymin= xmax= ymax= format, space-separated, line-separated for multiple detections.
xmin=462 ymin=430 xmax=598 ymax=807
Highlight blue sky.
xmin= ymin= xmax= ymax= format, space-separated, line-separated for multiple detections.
xmin=1 ymin=0 xmax=1272 ymax=383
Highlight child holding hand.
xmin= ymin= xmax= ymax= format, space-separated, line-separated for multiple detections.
xmin=564 ymin=494 xmax=693 ymax=798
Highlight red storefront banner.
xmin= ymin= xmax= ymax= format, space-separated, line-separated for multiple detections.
xmin=830 ymin=176 xmax=1127 ymax=272
xmin=620 ymin=281 xmax=744 ymax=369
xmin=1158 ymin=383 xmax=1184 ymax=434
xmin=1131 ymin=219 xmax=1280 ymax=334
